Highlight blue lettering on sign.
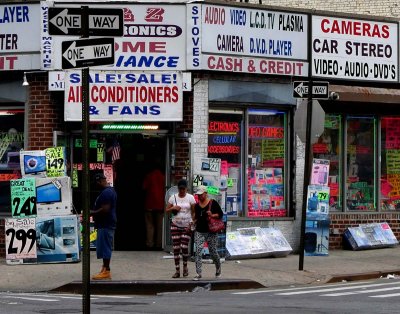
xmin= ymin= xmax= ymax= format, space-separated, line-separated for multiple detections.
xmin=69 ymin=73 xmax=80 ymax=83
xmin=230 ymin=9 xmax=246 ymax=26
xmin=0 ymin=6 xmax=29 ymax=23
xmin=115 ymin=55 xmax=179 ymax=68
xmin=108 ymin=105 xmax=161 ymax=116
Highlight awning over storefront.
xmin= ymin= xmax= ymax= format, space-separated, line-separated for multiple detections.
xmin=330 ymin=85 xmax=400 ymax=104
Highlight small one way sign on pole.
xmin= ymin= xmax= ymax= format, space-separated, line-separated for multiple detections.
xmin=49 ymin=7 xmax=123 ymax=36
xmin=293 ymin=81 xmax=330 ymax=99
xmin=61 ymin=38 xmax=114 ymax=69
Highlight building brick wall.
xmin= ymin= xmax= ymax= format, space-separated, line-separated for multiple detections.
xmin=330 ymin=213 xmax=400 ymax=249
xmin=27 ymin=73 xmax=63 ymax=150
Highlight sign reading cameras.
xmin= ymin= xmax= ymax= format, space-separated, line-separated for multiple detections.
xmin=64 ymin=71 xmax=182 ymax=122
xmin=41 ymin=3 xmax=186 ymax=70
xmin=312 ymin=16 xmax=398 ymax=82
xmin=187 ymin=4 xmax=308 ymax=76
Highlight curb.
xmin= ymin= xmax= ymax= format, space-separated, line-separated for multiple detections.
xmin=326 ymin=269 xmax=400 ymax=283
xmin=51 ymin=279 xmax=265 ymax=295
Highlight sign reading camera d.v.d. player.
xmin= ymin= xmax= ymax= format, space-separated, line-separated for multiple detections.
xmin=61 ymin=38 xmax=114 ymax=69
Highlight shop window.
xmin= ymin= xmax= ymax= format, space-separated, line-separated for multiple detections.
xmin=381 ymin=117 xmax=400 ymax=211
xmin=346 ymin=116 xmax=376 ymax=211
xmin=208 ymin=111 xmax=243 ymax=216
xmin=313 ymin=114 xmax=342 ymax=211
xmin=247 ymin=110 xmax=287 ymax=217
xmin=0 ymin=109 xmax=24 ymax=214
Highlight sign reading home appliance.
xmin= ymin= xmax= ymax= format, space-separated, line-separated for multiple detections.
xmin=48 ymin=7 xmax=123 ymax=36
xmin=64 ymin=71 xmax=183 ymax=122
xmin=293 ymin=81 xmax=329 ymax=99
xmin=312 ymin=16 xmax=398 ymax=82
xmin=61 ymin=38 xmax=114 ymax=69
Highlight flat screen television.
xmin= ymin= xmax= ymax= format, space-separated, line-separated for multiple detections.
xmin=36 ymin=219 xmax=55 ymax=250
xmin=36 ymin=183 xmax=62 ymax=204
xmin=23 ymin=155 xmax=46 ymax=174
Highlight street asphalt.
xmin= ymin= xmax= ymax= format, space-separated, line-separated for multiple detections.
xmin=1 ymin=247 xmax=399 ymax=294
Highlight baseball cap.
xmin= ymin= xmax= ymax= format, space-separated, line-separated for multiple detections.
xmin=177 ymin=179 xmax=187 ymax=188
xmin=195 ymin=185 xmax=208 ymax=195
xmin=95 ymin=173 xmax=106 ymax=181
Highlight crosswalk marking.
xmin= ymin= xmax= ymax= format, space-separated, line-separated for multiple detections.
xmin=322 ymin=286 xmax=400 ymax=297
xmin=2 ymin=296 xmax=58 ymax=302
xmin=370 ymin=292 xmax=400 ymax=298
xmin=232 ymin=281 xmax=364 ymax=295
xmin=275 ymin=281 xmax=400 ymax=296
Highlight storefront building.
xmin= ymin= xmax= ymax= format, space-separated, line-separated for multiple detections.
xmin=1 ymin=0 xmax=400 ymax=255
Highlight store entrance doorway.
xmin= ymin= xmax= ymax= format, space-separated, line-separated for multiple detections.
xmin=64 ymin=132 xmax=168 ymax=251
xmin=113 ymin=134 xmax=167 ymax=250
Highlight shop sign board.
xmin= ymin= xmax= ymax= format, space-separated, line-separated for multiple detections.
xmin=187 ymin=4 xmax=308 ymax=76
xmin=41 ymin=2 xmax=186 ymax=70
xmin=312 ymin=16 xmax=398 ymax=82
xmin=0 ymin=4 xmax=41 ymax=70
xmin=64 ymin=70 xmax=183 ymax=122
xmin=61 ymin=38 xmax=114 ymax=69
xmin=48 ymin=7 xmax=123 ymax=36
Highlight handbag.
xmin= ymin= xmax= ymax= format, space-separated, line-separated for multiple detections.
xmin=207 ymin=200 xmax=225 ymax=233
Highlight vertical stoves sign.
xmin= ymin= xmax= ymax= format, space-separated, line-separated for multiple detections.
xmin=64 ymin=71 xmax=182 ymax=122
xmin=312 ymin=16 xmax=398 ymax=82
xmin=5 ymin=218 xmax=37 ymax=263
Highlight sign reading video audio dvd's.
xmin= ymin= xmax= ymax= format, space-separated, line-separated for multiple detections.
xmin=10 ymin=178 xmax=37 ymax=218
xmin=36 ymin=215 xmax=80 ymax=263
xmin=5 ymin=218 xmax=37 ymax=265
xmin=20 ymin=150 xmax=46 ymax=177
xmin=35 ymin=176 xmax=72 ymax=216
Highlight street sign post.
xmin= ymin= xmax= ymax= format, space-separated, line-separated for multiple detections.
xmin=293 ymin=81 xmax=329 ymax=99
xmin=61 ymin=38 xmax=114 ymax=69
xmin=49 ymin=7 xmax=123 ymax=36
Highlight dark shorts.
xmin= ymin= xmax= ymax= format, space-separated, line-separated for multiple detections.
xmin=96 ymin=228 xmax=115 ymax=259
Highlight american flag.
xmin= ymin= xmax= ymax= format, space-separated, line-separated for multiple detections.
xmin=110 ymin=139 xmax=120 ymax=164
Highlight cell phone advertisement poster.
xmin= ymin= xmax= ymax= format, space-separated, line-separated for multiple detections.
xmin=36 ymin=215 xmax=80 ymax=264
xmin=10 ymin=178 xmax=37 ymax=218
xmin=306 ymin=185 xmax=330 ymax=218
xmin=5 ymin=218 xmax=37 ymax=265
xmin=310 ymin=158 xmax=330 ymax=186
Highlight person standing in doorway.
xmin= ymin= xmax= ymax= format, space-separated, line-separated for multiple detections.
xmin=142 ymin=162 xmax=165 ymax=250
xmin=193 ymin=185 xmax=223 ymax=281
xmin=91 ymin=173 xmax=117 ymax=280
xmin=166 ymin=179 xmax=196 ymax=278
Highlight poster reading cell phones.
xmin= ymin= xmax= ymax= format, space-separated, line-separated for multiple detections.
xmin=5 ymin=218 xmax=37 ymax=265
xmin=310 ymin=158 xmax=330 ymax=186
xmin=45 ymin=147 xmax=66 ymax=177
xmin=10 ymin=178 xmax=37 ymax=217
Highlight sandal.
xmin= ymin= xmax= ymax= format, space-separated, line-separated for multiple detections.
xmin=172 ymin=272 xmax=180 ymax=278
xmin=183 ymin=268 xmax=189 ymax=277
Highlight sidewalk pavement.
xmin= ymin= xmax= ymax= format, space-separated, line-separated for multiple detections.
xmin=1 ymin=247 xmax=400 ymax=294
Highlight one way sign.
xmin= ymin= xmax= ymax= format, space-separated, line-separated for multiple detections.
xmin=293 ymin=81 xmax=329 ymax=99
xmin=61 ymin=38 xmax=114 ymax=69
xmin=49 ymin=7 xmax=123 ymax=36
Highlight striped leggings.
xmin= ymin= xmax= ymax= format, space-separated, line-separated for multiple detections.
xmin=170 ymin=223 xmax=192 ymax=271
xmin=194 ymin=231 xmax=221 ymax=275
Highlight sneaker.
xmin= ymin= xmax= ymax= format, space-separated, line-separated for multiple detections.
xmin=215 ymin=267 xmax=221 ymax=278
xmin=172 ymin=272 xmax=180 ymax=278
xmin=193 ymin=274 xmax=202 ymax=281
xmin=92 ymin=270 xmax=111 ymax=280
